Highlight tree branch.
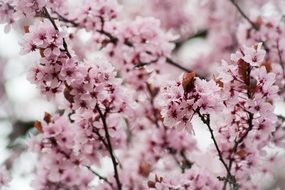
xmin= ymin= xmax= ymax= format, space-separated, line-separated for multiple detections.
xmin=96 ymin=104 xmax=122 ymax=190
xmin=197 ymin=110 xmax=238 ymax=189
xmin=85 ymin=166 xmax=113 ymax=188
xmin=222 ymin=111 xmax=253 ymax=190
xmin=223 ymin=65 xmax=254 ymax=190
xmin=229 ymin=0 xmax=259 ymax=30
xmin=173 ymin=30 xmax=208 ymax=52
xmin=51 ymin=12 xmax=192 ymax=73
xmin=166 ymin=57 xmax=191 ymax=72
xmin=42 ymin=7 xmax=72 ymax=58
xmin=43 ymin=8 xmax=121 ymax=189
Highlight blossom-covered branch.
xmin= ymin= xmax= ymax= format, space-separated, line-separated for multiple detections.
xmin=96 ymin=104 xmax=122 ymax=190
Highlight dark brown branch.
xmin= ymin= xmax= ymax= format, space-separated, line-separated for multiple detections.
xmin=229 ymin=0 xmax=259 ymax=30
xmin=91 ymin=123 xmax=109 ymax=148
xmin=96 ymin=104 xmax=122 ymax=190
xmin=55 ymin=12 xmax=118 ymax=44
xmin=222 ymin=111 xmax=253 ymax=190
xmin=43 ymin=7 xmax=72 ymax=58
xmin=85 ymin=166 xmax=113 ymax=188
xmin=277 ymin=114 xmax=285 ymax=122
xmin=54 ymin=12 xmax=79 ymax=27
xmin=197 ymin=110 xmax=238 ymax=189
xmin=52 ymin=12 xmax=192 ymax=73
xmin=173 ymin=30 xmax=208 ymax=52
xmin=166 ymin=57 xmax=191 ymax=72
xmin=223 ymin=65 xmax=254 ymax=190
xmin=180 ymin=151 xmax=193 ymax=172
xmin=167 ymin=147 xmax=193 ymax=173
xmin=43 ymin=9 xmax=120 ymax=188
xmin=146 ymin=83 xmax=160 ymax=128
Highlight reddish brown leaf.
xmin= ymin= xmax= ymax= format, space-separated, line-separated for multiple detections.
xmin=34 ymin=121 xmax=43 ymax=133
xmin=64 ymin=86 xmax=74 ymax=103
xmin=138 ymin=161 xmax=151 ymax=177
xmin=255 ymin=16 xmax=263 ymax=28
xmin=261 ymin=59 xmax=272 ymax=73
xmin=147 ymin=181 xmax=156 ymax=188
xmin=237 ymin=149 xmax=248 ymax=159
xmin=44 ymin=112 xmax=52 ymax=124
xmin=24 ymin=25 xmax=30 ymax=33
xmin=237 ymin=59 xmax=249 ymax=83
xmin=39 ymin=49 xmax=45 ymax=58
xmin=182 ymin=71 xmax=196 ymax=93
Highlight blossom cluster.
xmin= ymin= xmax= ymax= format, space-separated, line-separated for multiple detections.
xmin=160 ymin=44 xmax=282 ymax=189
xmin=147 ymin=167 xmax=221 ymax=190
xmin=28 ymin=115 xmax=95 ymax=190
xmin=20 ymin=20 xmax=67 ymax=98
xmin=160 ymin=76 xmax=223 ymax=131
xmin=237 ymin=16 xmax=285 ymax=87
xmin=0 ymin=0 xmax=15 ymax=32
xmin=71 ymin=0 xmax=120 ymax=32
xmin=102 ymin=17 xmax=176 ymax=91
xmin=19 ymin=14 xmax=132 ymax=189
xmin=14 ymin=0 xmax=46 ymax=17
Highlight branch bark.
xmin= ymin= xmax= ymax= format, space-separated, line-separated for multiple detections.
xmin=42 ymin=7 xmax=71 ymax=58
xmin=85 ymin=166 xmax=114 ymax=188
xmin=43 ymin=8 xmax=121 ymax=189
xmin=229 ymin=0 xmax=259 ymax=30
xmin=96 ymin=104 xmax=122 ymax=190
xmin=197 ymin=110 xmax=238 ymax=189
xmin=52 ymin=12 xmax=192 ymax=73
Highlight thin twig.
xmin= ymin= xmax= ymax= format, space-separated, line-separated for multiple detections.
xmin=52 ymin=12 xmax=192 ymax=73
xmin=173 ymin=30 xmax=208 ymax=52
xmin=96 ymin=104 xmax=122 ymax=190
xmin=85 ymin=166 xmax=114 ymax=188
xmin=43 ymin=7 xmax=72 ymax=58
xmin=229 ymin=0 xmax=259 ymax=30
xmin=166 ymin=57 xmax=191 ymax=72
xmin=55 ymin=12 xmax=118 ymax=44
xmin=197 ymin=111 xmax=238 ymax=189
xmin=146 ymin=83 xmax=160 ymax=128
xmin=277 ymin=114 xmax=285 ymax=122
xmin=180 ymin=151 xmax=193 ymax=172
xmin=91 ymin=123 xmax=109 ymax=148
xmin=43 ymin=8 xmax=120 ymax=189
xmin=54 ymin=11 xmax=79 ymax=27
xmin=223 ymin=112 xmax=253 ymax=190
xmin=223 ymin=65 xmax=254 ymax=190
